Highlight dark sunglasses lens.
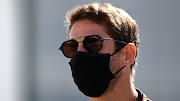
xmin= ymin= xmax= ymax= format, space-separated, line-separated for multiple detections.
xmin=84 ymin=36 xmax=102 ymax=52
xmin=62 ymin=40 xmax=78 ymax=58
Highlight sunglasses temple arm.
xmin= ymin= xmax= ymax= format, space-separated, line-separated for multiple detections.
xmin=103 ymin=38 xmax=128 ymax=44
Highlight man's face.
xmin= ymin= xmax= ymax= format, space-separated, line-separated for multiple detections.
xmin=69 ymin=19 xmax=125 ymax=91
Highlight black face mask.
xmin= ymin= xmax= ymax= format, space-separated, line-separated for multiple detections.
xmin=69 ymin=51 xmax=125 ymax=97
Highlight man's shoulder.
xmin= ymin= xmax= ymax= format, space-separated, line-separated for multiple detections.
xmin=136 ymin=88 xmax=151 ymax=101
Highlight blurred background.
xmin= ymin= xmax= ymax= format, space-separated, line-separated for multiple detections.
xmin=1 ymin=0 xmax=180 ymax=101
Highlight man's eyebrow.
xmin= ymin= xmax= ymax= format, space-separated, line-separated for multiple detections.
xmin=71 ymin=35 xmax=86 ymax=40
xmin=69 ymin=35 xmax=86 ymax=42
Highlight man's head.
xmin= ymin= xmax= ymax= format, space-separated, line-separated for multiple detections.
xmin=65 ymin=3 xmax=139 ymax=75
xmin=59 ymin=2 xmax=140 ymax=98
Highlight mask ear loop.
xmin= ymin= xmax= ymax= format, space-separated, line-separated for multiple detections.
xmin=110 ymin=47 xmax=121 ymax=56
xmin=113 ymin=66 xmax=126 ymax=75
xmin=110 ymin=43 xmax=127 ymax=75
xmin=110 ymin=42 xmax=127 ymax=56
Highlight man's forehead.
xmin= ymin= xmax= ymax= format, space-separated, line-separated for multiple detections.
xmin=69 ymin=19 xmax=107 ymax=39
xmin=70 ymin=35 xmax=86 ymax=41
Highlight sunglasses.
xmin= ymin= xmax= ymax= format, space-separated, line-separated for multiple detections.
xmin=59 ymin=35 xmax=127 ymax=58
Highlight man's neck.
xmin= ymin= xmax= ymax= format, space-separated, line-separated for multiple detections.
xmin=89 ymin=69 xmax=138 ymax=101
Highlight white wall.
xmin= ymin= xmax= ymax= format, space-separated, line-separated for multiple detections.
xmin=1 ymin=0 xmax=36 ymax=101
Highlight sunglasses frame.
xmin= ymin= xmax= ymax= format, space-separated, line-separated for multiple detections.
xmin=59 ymin=35 xmax=128 ymax=58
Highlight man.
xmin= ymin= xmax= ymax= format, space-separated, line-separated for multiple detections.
xmin=59 ymin=3 xmax=150 ymax=101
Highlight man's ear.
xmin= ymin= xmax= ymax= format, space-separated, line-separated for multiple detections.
xmin=123 ymin=43 xmax=136 ymax=66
